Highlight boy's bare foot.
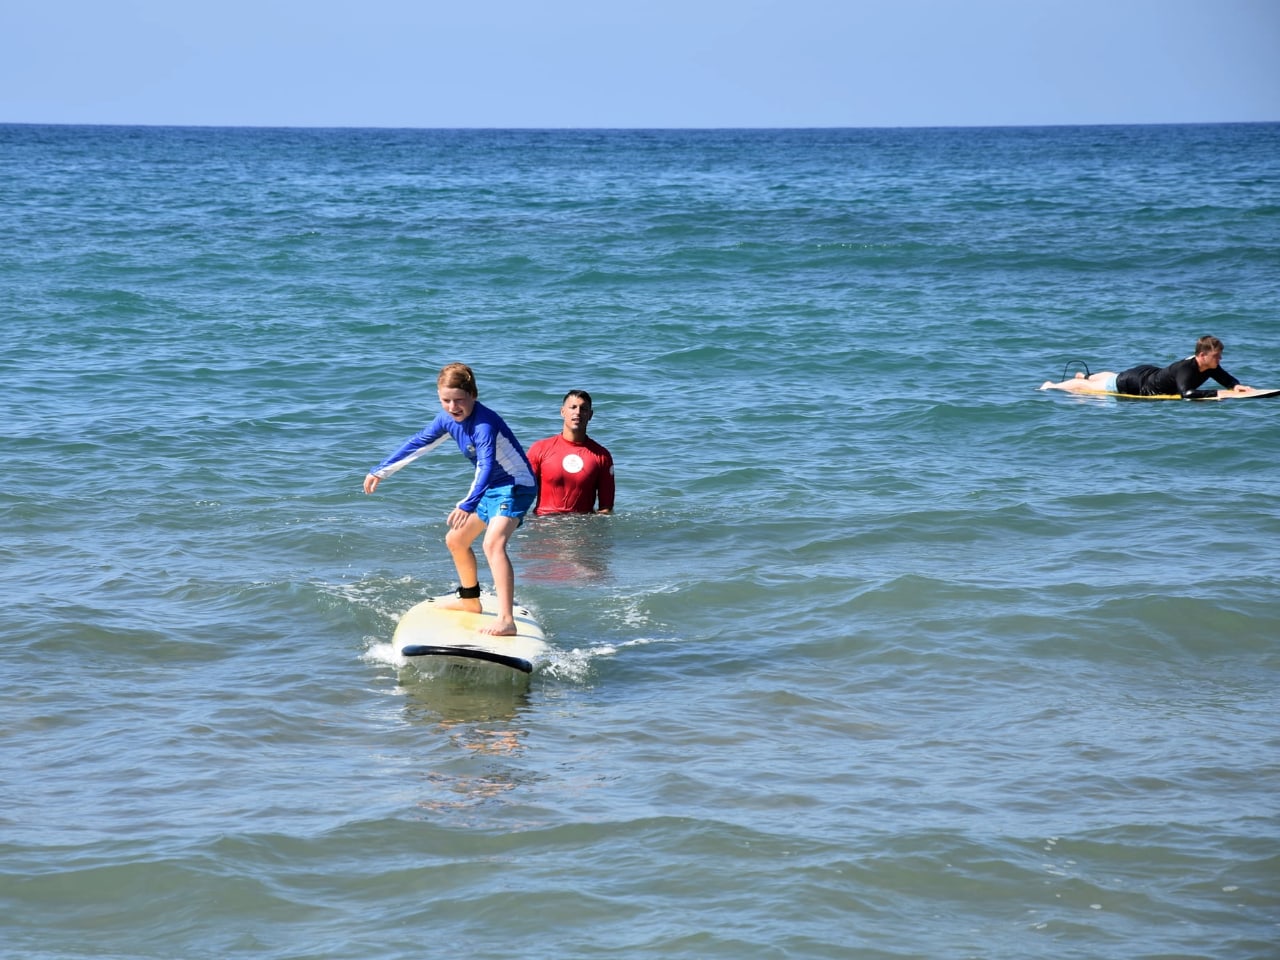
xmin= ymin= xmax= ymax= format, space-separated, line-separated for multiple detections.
xmin=438 ymin=596 xmax=483 ymax=614
xmin=478 ymin=619 xmax=517 ymax=637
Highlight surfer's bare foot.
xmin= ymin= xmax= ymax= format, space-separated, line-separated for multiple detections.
xmin=478 ymin=619 xmax=517 ymax=637
xmin=438 ymin=596 xmax=483 ymax=613
xmin=1039 ymin=380 xmax=1055 ymax=390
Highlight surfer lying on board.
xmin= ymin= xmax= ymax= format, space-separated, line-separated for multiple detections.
xmin=363 ymin=362 xmax=535 ymax=637
xmin=1039 ymin=336 xmax=1253 ymax=399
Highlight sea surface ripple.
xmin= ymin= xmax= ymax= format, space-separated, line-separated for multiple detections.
xmin=1 ymin=123 xmax=1278 ymax=959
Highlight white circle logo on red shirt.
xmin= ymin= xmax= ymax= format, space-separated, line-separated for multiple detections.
xmin=562 ymin=454 xmax=585 ymax=474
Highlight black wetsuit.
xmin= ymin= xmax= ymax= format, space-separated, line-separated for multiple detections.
xmin=1115 ymin=357 xmax=1239 ymax=399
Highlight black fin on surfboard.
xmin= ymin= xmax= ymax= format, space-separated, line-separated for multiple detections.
xmin=400 ymin=644 xmax=534 ymax=674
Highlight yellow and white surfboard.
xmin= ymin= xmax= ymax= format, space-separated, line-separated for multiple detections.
xmin=393 ymin=594 xmax=548 ymax=676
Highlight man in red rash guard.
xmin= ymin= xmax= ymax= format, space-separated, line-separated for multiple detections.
xmin=526 ymin=390 xmax=615 ymax=516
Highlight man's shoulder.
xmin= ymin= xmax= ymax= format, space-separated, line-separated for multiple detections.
xmin=530 ymin=435 xmax=576 ymax=467
xmin=584 ymin=437 xmax=612 ymax=459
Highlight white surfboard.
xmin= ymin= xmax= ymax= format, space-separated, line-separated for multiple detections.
xmin=1042 ymin=382 xmax=1280 ymax=401
xmin=393 ymin=594 xmax=549 ymax=676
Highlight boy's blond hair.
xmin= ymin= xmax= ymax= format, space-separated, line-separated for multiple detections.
xmin=438 ymin=362 xmax=478 ymax=397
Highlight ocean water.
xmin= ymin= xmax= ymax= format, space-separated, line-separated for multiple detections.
xmin=1 ymin=123 xmax=1278 ymax=959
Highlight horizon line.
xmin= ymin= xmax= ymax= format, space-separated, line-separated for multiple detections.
xmin=3 ymin=119 xmax=1278 ymax=133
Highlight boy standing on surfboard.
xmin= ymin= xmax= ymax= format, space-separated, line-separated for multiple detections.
xmin=363 ymin=363 xmax=536 ymax=637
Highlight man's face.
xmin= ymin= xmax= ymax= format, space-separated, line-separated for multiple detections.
xmin=562 ymin=396 xmax=593 ymax=431
xmin=1197 ymin=349 xmax=1223 ymax=371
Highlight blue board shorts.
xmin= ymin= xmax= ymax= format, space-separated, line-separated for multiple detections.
xmin=1102 ymin=373 xmax=1119 ymax=392
xmin=475 ymin=484 xmax=536 ymax=525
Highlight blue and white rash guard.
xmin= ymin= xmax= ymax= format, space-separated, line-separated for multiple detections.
xmin=370 ymin=402 xmax=535 ymax=512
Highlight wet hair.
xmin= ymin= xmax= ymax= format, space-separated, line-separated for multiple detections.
xmin=437 ymin=362 xmax=478 ymax=397
xmin=1195 ymin=336 xmax=1224 ymax=356
xmin=562 ymin=389 xmax=593 ymax=406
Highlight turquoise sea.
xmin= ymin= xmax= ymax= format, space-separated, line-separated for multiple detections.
xmin=2 ymin=123 xmax=1278 ymax=959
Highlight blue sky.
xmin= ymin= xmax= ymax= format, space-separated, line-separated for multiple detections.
xmin=2 ymin=0 xmax=1276 ymax=127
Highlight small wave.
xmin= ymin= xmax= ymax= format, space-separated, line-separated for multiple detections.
xmin=364 ymin=633 xmax=669 ymax=685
